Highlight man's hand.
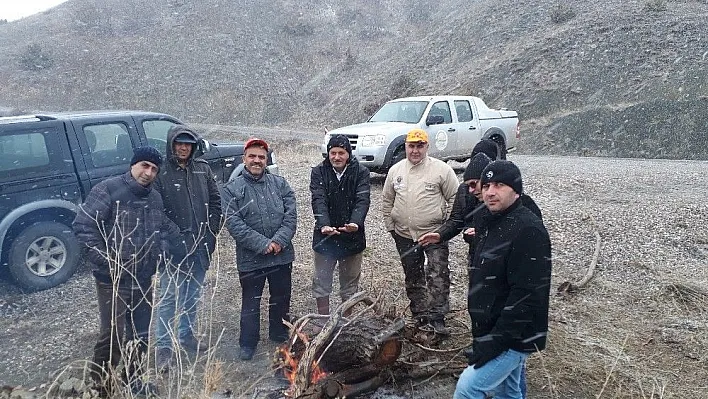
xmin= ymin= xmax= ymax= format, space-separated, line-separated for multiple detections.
xmin=463 ymin=227 xmax=475 ymax=236
xmin=465 ymin=339 xmax=506 ymax=369
xmin=321 ymin=226 xmax=340 ymax=236
xmin=417 ymin=232 xmax=441 ymax=247
xmin=337 ymin=223 xmax=359 ymax=233
xmin=265 ymin=241 xmax=283 ymax=255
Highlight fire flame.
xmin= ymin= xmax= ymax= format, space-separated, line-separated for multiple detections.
xmin=277 ymin=332 xmax=328 ymax=397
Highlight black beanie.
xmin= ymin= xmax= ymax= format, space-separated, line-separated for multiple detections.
xmin=327 ymin=134 xmax=352 ymax=156
xmin=130 ymin=146 xmax=163 ymax=167
xmin=472 ymin=139 xmax=500 ymax=160
xmin=463 ymin=152 xmax=491 ymax=181
xmin=480 ymin=160 xmax=523 ymax=194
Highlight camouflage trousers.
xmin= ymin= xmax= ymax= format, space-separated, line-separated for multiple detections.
xmin=391 ymin=231 xmax=451 ymax=322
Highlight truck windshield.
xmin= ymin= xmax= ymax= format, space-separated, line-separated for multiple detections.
xmin=369 ymin=101 xmax=428 ymax=123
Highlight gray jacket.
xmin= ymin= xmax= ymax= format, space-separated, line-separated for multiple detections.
xmin=222 ymin=168 xmax=297 ymax=272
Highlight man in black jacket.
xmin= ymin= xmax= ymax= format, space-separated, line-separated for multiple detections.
xmin=153 ymin=125 xmax=222 ymax=370
xmin=310 ymin=134 xmax=370 ymax=315
xmin=73 ymin=146 xmax=179 ymax=397
xmin=454 ymin=161 xmax=552 ymax=399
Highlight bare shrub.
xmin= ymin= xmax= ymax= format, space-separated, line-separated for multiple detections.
xmin=389 ymin=73 xmax=416 ymax=99
xmin=282 ymin=20 xmax=315 ymax=37
xmin=549 ymin=4 xmax=577 ymax=24
xmin=19 ymin=44 xmax=54 ymax=71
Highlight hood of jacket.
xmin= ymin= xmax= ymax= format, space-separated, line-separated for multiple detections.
xmin=166 ymin=125 xmax=202 ymax=165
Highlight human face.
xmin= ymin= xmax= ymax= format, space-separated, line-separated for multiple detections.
xmin=130 ymin=161 xmax=159 ymax=186
xmin=405 ymin=141 xmax=428 ymax=164
xmin=328 ymin=147 xmax=349 ymax=172
xmin=243 ymin=146 xmax=268 ymax=176
xmin=482 ymin=181 xmax=519 ymax=213
xmin=173 ymin=142 xmax=193 ymax=163
xmin=464 ymin=179 xmax=483 ymax=200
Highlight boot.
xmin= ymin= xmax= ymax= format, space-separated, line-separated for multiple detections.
xmin=316 ymin=296 xmax=330 ymax=315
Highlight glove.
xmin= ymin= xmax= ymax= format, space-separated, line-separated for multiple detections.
xmin=465 ymin=339 xmax=506 ymax=369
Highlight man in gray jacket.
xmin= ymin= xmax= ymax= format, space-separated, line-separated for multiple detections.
xmin=222 ymin=138 xmax=297 ymax=361
xmin=153 ymin=125 xmax=222 ymax=371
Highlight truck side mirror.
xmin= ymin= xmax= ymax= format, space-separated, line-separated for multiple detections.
xmin=200 ymin=139 xmax=212 ymax=154
xmin=426 ymin=115 xmax=444 ymax=125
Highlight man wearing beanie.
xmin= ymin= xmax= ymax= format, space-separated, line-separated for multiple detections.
xmin=153 ymin=125 xmax=222 ymax=371
xmin=310 ymin=134 xmax=371 ymax=316
xmin=382 ymin=128 xmax=459 ymax=336
xmin=73 ymin=146 xmax=180 ymax=397
xmin=454 ymin=160 xmax=552 ymax=399
xmin=472 ymin=138 xmax=503 ymax=161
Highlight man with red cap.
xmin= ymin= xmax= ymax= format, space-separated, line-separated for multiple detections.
xmin=222 ymin=138 xmax=297 ymax=361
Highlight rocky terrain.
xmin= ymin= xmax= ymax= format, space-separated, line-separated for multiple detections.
xmin=0 ymin=0 xmax=706 ymax=158
xmin=1 ymin=133 xmax=706 ymax=398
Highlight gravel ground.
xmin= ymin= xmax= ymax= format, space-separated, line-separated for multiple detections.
xmin=1 ymin=140 xmax=706 ymax=398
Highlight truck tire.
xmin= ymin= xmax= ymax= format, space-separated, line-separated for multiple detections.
xmin=389 ymin=146 xmax=405 ymax=169
xmin=490 ymin=135 xmax=507 ymax=160
xmin=8 ymin=221 xmax=81 ymax=291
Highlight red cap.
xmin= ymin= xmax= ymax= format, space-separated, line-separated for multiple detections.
xmin=244 ymin=138 xmax=269 ymax=152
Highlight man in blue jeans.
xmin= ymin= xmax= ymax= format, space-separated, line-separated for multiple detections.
xmin=154 ymin=125 xmax=222 ymax=372
xmin=222 ymin=138 xmax=297 ymax=361
xmin=454 ymin=161 xmax=552 ymax=399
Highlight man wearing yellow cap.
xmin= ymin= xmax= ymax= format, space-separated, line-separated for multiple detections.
xmin=382 ymin=128 xmax=459 ymax=336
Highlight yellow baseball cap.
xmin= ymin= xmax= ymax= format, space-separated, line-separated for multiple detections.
xmin=405 ymin=129 xmax=428 ymax=143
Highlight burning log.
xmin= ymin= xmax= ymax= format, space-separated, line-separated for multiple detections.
xmin=276 ymin=293 xmax=404 ymax=398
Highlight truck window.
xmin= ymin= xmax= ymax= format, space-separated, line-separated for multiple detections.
xmin=143 ymin=119 xmax=178 ymax=156
xmin=429 ymin=101 xmax=452 ymax=124
xmin=454 ymin=100 xmax=474 ymax=122
xmin=0 ymin=132 xmax=50 ymax=177
xmin=83 ymin=123 xmax=133 ymax=168
xmin=370 ymin=101 xmax=428 ymax=123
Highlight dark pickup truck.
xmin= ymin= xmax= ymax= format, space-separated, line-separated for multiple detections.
xmin=0 ymin=110 xmax=277 ymax=291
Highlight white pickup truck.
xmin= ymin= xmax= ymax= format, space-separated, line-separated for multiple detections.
xmin=322 ymin=96 xmax=519 ymax=173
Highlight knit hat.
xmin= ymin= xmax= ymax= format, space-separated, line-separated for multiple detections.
xmin=480 ymin=160 xmax=523 ymax=194
xmin=405 ymin=128 xmax=428 ymax=143
xmin=463 ymin=152 xmax=492 ymax=182
xmin=327 ymin=134 xmax=352 ymax=156
xmin=244 ymin=138 xmax=269 ymax=152
xmin=130 ymin=146 xmax=163 ymax=167
xmin=472 ymin=139 xmax=500 ymax=160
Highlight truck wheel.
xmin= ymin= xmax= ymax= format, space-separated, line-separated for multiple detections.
xmin=389 ymin=146 xmax=405 ymax=168
xmin=490 ymin=136 xmax=507 ymax=160
xmin=8 ymin=222 xmax=81 ymax=291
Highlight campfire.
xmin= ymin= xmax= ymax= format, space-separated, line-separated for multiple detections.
xmin=270 ymin=292 xmax=468 ymax=399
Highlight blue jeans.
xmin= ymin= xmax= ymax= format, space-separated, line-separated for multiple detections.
xmin=454 ymin=349 xmax=529 ymax=399
xmin=155 ymin=252 xmax=207 ymax=349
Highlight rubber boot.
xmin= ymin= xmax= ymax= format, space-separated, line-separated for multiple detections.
xmin=316 ymin=296 xmax=330 ymax=315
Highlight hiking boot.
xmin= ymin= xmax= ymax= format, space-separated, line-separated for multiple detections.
xmin=239 ymin=346 xmax=256 ymax=361
xmin=430 ymin=319 xmax=450 ymax=337
xmin=130 ymin=380 xmax=159 ymax=398
xmin=180 ymin=335 xmax=208 ymax=352
xmin=155 ymin=347 xmax=172 ymax=373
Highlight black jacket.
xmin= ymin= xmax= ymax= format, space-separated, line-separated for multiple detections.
xmin=310 ymin=157 xmax=370 ymax=258
xmin=73 ymin=172 xmax=180 ymax=286
xmin=154 ymin=126 xmax=222 ymax=265
xmin=468 ymin=199 xmax=552 ymax=353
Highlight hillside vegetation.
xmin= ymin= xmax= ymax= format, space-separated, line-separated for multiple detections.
xmin=0 ymin=0 xmax=706 ymax=158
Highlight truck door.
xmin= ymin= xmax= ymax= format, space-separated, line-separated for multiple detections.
xmin=70 ymin=117 xmax=141 ymax=190
xmin=453 ymin=99 xmax=482 ymax=158
xmin=423 ymin=100 xmax=457 ymax=159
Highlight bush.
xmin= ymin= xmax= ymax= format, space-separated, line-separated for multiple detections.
xmin=389 ymin=74 xmax=416 ymax=99
xmin=282 ymin=20 xmax=315 ymax=37
xmin=0 ymin=19 xmax=8 ymax=24
xmin=19 ymin=44 xmax=54 ymax=71
xmin=644 ymin=0 xmax=667 ymax=12
xmin=549 ymin=4 xmax=576 ymax=24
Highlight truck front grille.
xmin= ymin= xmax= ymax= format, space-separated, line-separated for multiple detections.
xmin=343 ymin=134 xmax=358 ymax=150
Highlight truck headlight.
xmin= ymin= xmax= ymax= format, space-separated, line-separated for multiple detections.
xmin=360 ymin=134 xmax=385 ymax=147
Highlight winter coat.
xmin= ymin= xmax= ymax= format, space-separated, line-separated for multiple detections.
xmin=154 ymin=126 xmax=222 ymax=266
xmin=468 ymin=199 xmax=552 ymax=353
xmin=222 ymin=168 xmax=297 ymax=272
xmin=382 ymin=156 xmax=459 ymax=240
xmin=73 ymin=172 xmax=180 ymax=287
xmin=310 ymin=157 xmax=370 ymax=258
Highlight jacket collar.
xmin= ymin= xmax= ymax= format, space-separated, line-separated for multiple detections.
xmin=122 ymin=171 xmax=152 ymax=198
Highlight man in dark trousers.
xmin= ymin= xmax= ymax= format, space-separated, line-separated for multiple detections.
xmin=222 ymin=138 xmax=297 ymax=361
xmin=73 ymin=146 xmax=179 ymax=397
xmin=454 ymin=160 xmax=552 ymax=399
xmin=154 ymin=125 xmax=222 ymax=371
xmin=310 ymin=134 xmax=370 ymax=315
